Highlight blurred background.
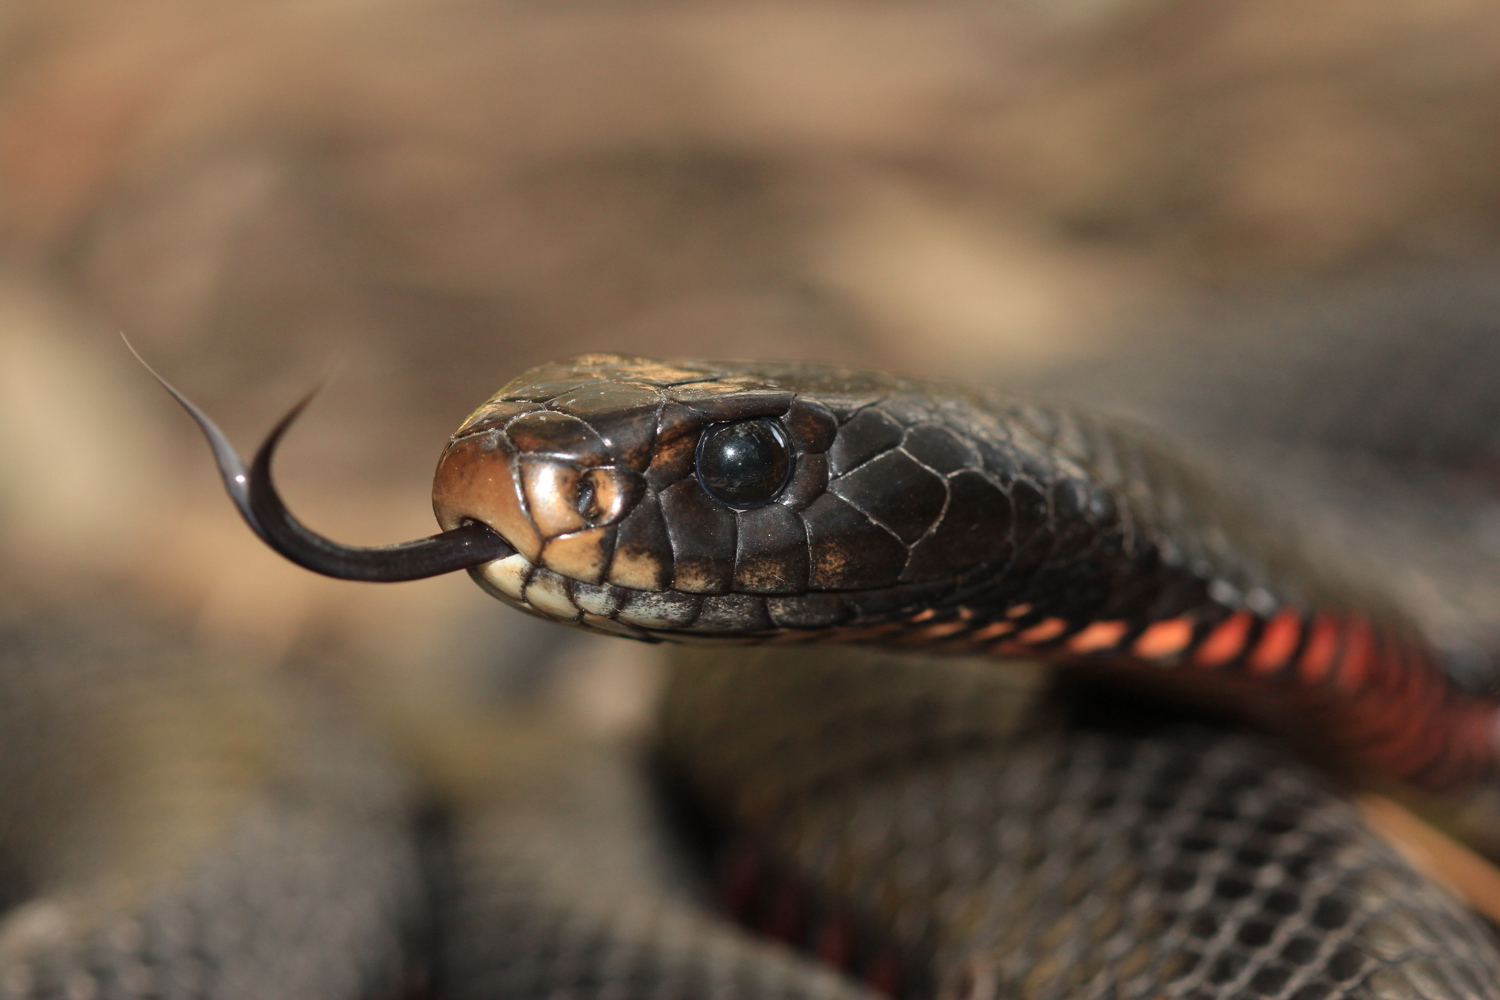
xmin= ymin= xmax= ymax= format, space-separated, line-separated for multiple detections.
xmin=5 ymin=0 xmax=1500 ymax=737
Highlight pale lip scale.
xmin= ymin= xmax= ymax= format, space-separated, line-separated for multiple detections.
xmin=472 ymin=551 xmax=688 ymax=637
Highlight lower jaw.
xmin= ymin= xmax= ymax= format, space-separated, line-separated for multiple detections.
xmin=468 ymin=556 xmax=653 ymax=638
xmin=469 ymin=554 xmax=822 ymax=643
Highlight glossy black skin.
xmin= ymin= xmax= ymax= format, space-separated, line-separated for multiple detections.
xmin=432 ymin=355 xmax=1359 ymax=648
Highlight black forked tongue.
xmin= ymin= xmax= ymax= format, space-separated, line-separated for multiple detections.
xmin=127 ymin=338 xmax=513 ymax=582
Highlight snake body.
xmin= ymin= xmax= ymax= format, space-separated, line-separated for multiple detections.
xmin=10 ymin=348 xmax=1498 ymax=998
xmin=431 ymin=356 xmax=1500 ymax=791
xmin=418 ymin=354 xmax=1500 ymax=998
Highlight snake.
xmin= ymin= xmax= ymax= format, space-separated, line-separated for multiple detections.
xmin=14 ymin=346 xmax=1500 ymax=999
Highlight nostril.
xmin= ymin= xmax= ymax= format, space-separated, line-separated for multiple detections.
xmin=576 ymin=477 xmax=600 ymax=523
xmin=577 ymin=466 xmax=643 ymax=527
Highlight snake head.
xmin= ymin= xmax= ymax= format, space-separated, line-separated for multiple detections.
xmin=430 ymin=354 xmax=866 ymax=637
xmin=430 ymin=354 xmax=1025 ymax=641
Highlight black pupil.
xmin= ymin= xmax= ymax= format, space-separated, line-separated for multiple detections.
xmin=696 ymin=419 xmax=792 ymax=509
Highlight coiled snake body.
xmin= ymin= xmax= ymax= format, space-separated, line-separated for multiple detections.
xmin=11 ymin=349 xmax=1500 ymax=999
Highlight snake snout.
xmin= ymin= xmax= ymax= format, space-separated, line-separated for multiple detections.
xmin=433 ymin=429 xmax=652 ymax=625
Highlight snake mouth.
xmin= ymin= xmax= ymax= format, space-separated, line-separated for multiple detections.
xmin=433 ymin=433 xmax=681 ymax=638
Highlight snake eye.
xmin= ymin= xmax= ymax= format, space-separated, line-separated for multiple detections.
xmin=695 ymin=418 xmax=794 ymax=509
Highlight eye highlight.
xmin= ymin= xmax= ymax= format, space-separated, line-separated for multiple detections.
xmin=695 ymin=418 xmax=794 ymax=509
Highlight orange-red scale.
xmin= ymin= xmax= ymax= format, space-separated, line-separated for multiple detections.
xmin=1193 ymin=610 xmax=1257 ymax=668
xmin=1249 ymin=610 xmax=1304 ymax=674
xmin=1298 ymin=616 xmax=1342 ymax=684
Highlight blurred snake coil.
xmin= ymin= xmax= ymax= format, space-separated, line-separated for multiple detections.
xmin=7 ymin=344 xmax=1500 ymax=1000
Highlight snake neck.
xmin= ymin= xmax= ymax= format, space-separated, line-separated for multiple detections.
xmin=801 ymin=395 xmax=1498 ymax=794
